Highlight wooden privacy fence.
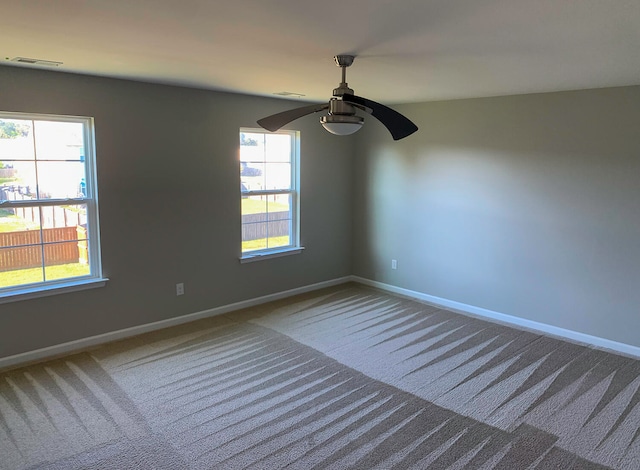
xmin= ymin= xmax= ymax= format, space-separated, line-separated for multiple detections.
xmin=0 ymin=226 xmax=88 ymax=271
xmin=242 ymin=212 xmax=290 ymax=241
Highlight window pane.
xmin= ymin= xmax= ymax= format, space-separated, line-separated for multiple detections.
xmin=240 ymin=133 xmax=263 ymax=163
xmin=242 ymin=196 xmax=266 ymax=220
xmin=0 ymin=160 xmax=37 ymax=201
xmin=267 ymin=195 xmax=291 ymax=221
xmin=0 ymin=207 xmax=41 ymax=236
xmin=240 ymin=161 xmax=264 ymax=192
xmin=0 ymin=247 xmax=45 ymax=287
xmin=242 ymin=222 xmax=268 ymax=252
xmin=44 ymin=241 xmax=90 ymax=281
xmin=265 ymin=134 xmax=291 ymax=162
xmin=40 ymin=205 xmax=90 ymax=276
xmin=0 ymin=201 xmax=44 ymax=289
xmin=36 ymin=161 xmax=86 ymax=199
xmin=242 ymin=196 xmax=266 ymax=252
xmin=0 ymin=119 xmax=34 ymax=160
xmin=240 ymin=132 xmax=263 ymax=153
xmin=0 ymin=160 xmax=21 ymax=190
xmin=267 ymin=221 xmax=290 ymax=249
xmin=267 ymin=195 xmax=291 ymax=248
xmin=265 ymin=163 xmax=291 ymax=190
xmin=39 ymin=204 xmax=87 ymax=229
xmin=34 ymin=121 xmax=85 ymax=160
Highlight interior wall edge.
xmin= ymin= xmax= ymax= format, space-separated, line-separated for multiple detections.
xmin=352 ymin=276 xmax=640 ymax=360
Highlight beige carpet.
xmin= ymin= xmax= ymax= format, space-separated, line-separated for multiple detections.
xmin=1 ymin=283 xmax=639 ymax=469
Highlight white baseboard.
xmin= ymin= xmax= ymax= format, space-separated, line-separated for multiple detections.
xmin=352 ymin=276 xmax=640 ymax=359
xmin=0 ymin=276 xmax=353 ymax=371
xmin=5 ymin=274 xmax=638 ymax=370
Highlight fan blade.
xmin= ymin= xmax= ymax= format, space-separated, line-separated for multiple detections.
xmin=257 ymin=103 xmax=329 ymax=132
xmin=342 ymin=94 xmax=418 ymax=140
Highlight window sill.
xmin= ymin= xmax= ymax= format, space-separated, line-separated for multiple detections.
xmin=240 ymin=247 xmax=305 ymax=264
xmin=0 ymin=278 xmax=109 ymax=305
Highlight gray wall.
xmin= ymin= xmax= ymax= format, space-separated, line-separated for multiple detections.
xmin=3 ymin=64 xmax=638 ymax=357
xmin=0 ymin=66 xmax=354 ymax=358
xmin=353 ymin=86 xmax=640 ymax=347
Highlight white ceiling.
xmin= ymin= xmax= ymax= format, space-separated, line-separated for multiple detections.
xmin=3 ymin=0 xmax=640 ymax=104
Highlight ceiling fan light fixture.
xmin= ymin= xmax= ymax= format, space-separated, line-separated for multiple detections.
xmin=320 ymin=114 xmax=364 ymax=136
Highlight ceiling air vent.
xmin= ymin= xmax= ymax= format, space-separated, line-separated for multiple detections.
xmin=10 ymin=57 xmax=63 ymax=67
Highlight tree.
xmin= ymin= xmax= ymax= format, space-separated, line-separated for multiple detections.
xmin=240 ymin=133 xmax=258 ymax=146
xmin=0 ymin=120 xmax=30 ymax=139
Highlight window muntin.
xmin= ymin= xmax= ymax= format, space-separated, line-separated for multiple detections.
xmin=0 ymin=112 xmax=102 ymax=298
xmin=240 ymin=130 xmax=299 ymax=256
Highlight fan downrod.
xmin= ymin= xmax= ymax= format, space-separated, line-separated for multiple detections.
xmin=333 ymin=55 xmax=356 ymax=97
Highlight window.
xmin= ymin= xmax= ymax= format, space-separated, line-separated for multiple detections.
xmin=240 ymin=129 xmax=302 ymax=260
xmin=0 ymin=112 xmax=104 ymax=302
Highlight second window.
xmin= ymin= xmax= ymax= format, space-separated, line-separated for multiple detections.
xmin=240 ymin=129 xmax=299 ymax=256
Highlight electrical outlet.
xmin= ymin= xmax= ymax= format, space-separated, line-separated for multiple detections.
xmin=176 ymin=283 xmax=184 ymax=296
xmin=391 ymin=259 xmax=397 ymax=270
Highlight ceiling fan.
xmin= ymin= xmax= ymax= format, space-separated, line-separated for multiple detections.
xmin=257 ymin=55 xmax=418 ymax=140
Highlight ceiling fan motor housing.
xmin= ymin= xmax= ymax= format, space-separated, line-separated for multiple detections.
xmin=328 ymin=98 xmax=357 ymax=116
xmin=320 ymin=98 xmax=364 ymax=128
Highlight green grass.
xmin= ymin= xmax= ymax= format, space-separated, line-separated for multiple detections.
xmin=242 ymin=198 xmax=289 ymax=215
xmin=0 ymin=263 xmax=90 ymax=288
xmin=0 ymin=209 xmax=39 ymax=233
xmin=0 ymin=216 xmax=39 ymax=232
xmin=242 ymin=236 xmax=290 ymax=252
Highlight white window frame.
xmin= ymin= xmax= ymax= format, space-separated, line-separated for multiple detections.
xmin=239 ymin=128 xmax=303 ymax=262
xmin=0 ymin=111 xmax=106 ymax=303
